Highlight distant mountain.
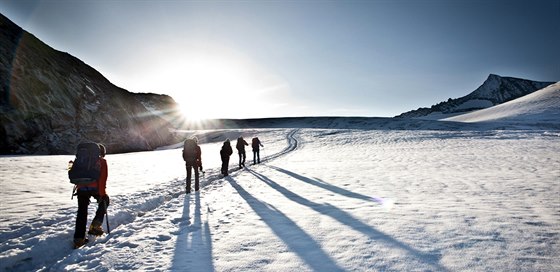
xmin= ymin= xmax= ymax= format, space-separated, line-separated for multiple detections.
xmin=0 ymin=14 xmax=182 ymax=154
xmin=396 ymin=74 xmax=555 ymax=119
xmin=443 ymin=82 xmax=559 ymax=127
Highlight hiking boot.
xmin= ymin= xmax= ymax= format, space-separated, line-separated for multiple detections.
xmin=88 ymin=222 xmax=104 ymax=236
xmin=73 ymin=238 xmax=89 ymax=249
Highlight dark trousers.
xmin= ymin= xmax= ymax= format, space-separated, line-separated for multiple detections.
xmin=238 ymin=151 xmax=246 ymax=166
xmin=253 ymin=150 xmax=260 ymax=164
xmin=74 ymin=189 xmax=108 ymax=239
xmin=221 ymin=157 xmax=230 ymax=176
xmin=186 ymin=163 xmax=200 ymax=192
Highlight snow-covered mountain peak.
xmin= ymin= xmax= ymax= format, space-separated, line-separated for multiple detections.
xmin=443 ymin=82 xmax=560 ymax=126
xmin=396 ymin=74 xmax=555 ymax=119
xmin=471 ymin=74 xmax=502 ymax=98
xmin=466 ymin=74 xmax=552 ymax=102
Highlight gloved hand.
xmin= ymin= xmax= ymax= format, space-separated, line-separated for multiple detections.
xmin=197 ymin=160 xmax=203 ymax=171
xmin=98 ymin=194 xmax=110 ymax=206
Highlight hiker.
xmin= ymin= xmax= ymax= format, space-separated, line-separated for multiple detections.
xmin=220 ymin=139 xmax=233 ymax=176
xmin=183 ymin=136 xmax=202 ymax=193
xmin=236 ymin=137 xmax=249 ymax=168
xmin=251 ymin=137 xmax=264 ymax=164
xmin=73 ymin=143 xmax=109 ymax=249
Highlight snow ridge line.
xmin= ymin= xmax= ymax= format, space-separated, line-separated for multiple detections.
xmin=0 ymin=129 xmax=301 ymax=271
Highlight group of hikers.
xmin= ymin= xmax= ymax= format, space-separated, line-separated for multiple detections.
xmin=68 ymin=136 xmax=263 ymax=249
xmin=184 ymin=136 xmax=264 ymax=191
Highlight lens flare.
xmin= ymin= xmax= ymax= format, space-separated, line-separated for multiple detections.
xmin=372 ymin=196 xmax=395 ymax=210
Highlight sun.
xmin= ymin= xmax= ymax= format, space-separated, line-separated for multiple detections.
xmin=176 ymin=101 xmax=206 ymax=123
xmin=142 ymin=45 xmax=293 ymax=121
xmin=163 ymin=52 xmax=258 ymax=120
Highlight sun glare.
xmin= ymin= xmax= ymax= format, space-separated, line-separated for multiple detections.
xmin=134 ymin=45 xmax=294 ymax=121
xmin=158 ymin=51 xmax=264 ymax=120
xmin=180 ymin=58 xmax=247 ymax=118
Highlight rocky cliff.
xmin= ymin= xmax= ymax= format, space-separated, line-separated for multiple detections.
xmin=396 ymin=74 xmax=555 ymax=119
xmin=0 ymin=14 xmax=182 ymax=154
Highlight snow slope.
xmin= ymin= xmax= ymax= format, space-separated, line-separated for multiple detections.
xmin=397 ymin=74 xmax=555 ymax=119
xmin=1 ymin=127 xmax=559 ymax=271
xmin=443 ymin=82 xmax=560 ymax=126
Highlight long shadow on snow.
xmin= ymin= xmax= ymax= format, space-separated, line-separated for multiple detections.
xmin=171 ymin=192 xmax=214 ymax=271
xmin=226 ymin=176 xmax=345 ymax=272
xmin=247 ymin=168 xmax=447 ymax=271
xmin=268 ymin=165 xmax=371 ymax=202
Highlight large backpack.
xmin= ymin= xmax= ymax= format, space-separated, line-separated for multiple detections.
xmin=183 ymin=139 xmax=197 ymax=163
xmin=68 ymin=142 xmax=101 ymax=185
xmin=236 ymin=137 xmax=245 ymax=151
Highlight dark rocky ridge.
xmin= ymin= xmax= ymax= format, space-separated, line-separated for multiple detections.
xmin=0 ymin=14 xmax=182 ymax=154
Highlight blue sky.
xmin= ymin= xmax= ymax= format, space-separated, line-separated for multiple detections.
xmin=2 ymin=0 xmax=559 ymax=119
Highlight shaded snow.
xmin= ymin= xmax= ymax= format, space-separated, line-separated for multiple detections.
xmin=416 ymin=112 xmax=469 ymax=121
xmin=454 ymin=99 xmax=494 ymax=111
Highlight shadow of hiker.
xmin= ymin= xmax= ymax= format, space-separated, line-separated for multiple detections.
xmin=247 ymin=168 xmax=447 ymax=271
xmin=171 ymin=192 xmax=214 ymax=271
xmin=225 ymin=176 xmax=345 ymax=272
xmin=268 ymin=165 xmax=373 ymax=202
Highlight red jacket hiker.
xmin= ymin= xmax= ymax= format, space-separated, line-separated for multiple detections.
xmin=73 ymin=144 xmax=110 ymax=248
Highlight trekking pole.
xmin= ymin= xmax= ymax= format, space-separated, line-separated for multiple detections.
xmin=104 ymin=199 xmax=111 ymax=235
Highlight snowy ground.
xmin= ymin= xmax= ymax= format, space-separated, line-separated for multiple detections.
xmin=1 ymin=128 xmax=559 ymax=271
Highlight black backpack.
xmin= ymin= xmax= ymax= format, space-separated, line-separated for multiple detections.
xmin=183 ymin=139 xmax=197 ymax=163
xmin=68 ymin=142 xmax=101 ymax=185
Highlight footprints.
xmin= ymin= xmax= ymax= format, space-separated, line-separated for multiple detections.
xmin=217 ymin=218 xmax=231 ymax=225
xmin=156 ymin=234 xmax=172 ymax=242
xmin=171 ymin=217 xmax=189 ymax=225
xmin=524 ymin=221 xmax=547 ymax=227
xmin=118 ymin=241 xmax=139 ymax=249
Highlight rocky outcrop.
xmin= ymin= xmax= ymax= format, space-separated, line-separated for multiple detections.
xmin=0 ymin=14 xmax=182 ymax=154
xmin=396 ymin=74 xmax=555 ymax=119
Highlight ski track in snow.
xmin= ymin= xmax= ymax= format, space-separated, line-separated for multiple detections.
xmin=0 ymin=129 xmax=301 ymax=271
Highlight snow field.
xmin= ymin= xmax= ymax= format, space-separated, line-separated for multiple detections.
xmin=0 ymin=129 xmax=289 ymax=271
xmin=1 ymin=128 xmax=559 ymax=271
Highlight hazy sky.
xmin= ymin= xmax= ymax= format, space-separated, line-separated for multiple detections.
xmin=2 ymin=0 xmax=559 ymax=119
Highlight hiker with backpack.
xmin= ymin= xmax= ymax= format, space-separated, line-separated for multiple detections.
xmin=251 ymin=137 xmax=264 ymax=164
xmin=236 ymin=137 xmax=249 ymax=168
xmin=69 ymin=143 xmax=109 ymax=249
xmin=183 ymin=136 xmax=202 ymax=193
xmin=220 ymin=139 xmax=233 ymax=176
